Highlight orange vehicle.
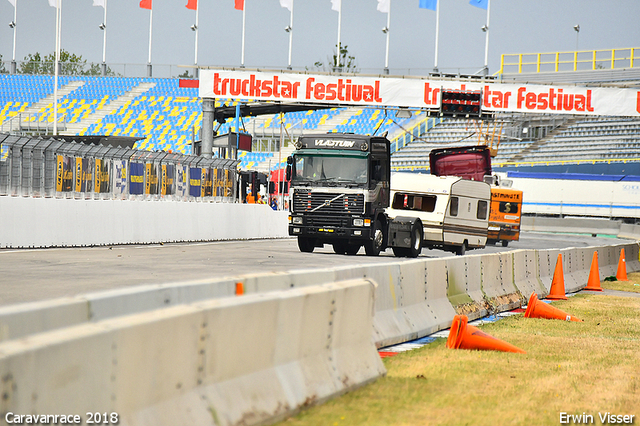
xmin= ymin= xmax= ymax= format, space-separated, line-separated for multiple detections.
xmin=487 ymin=187 xmax=523 ymax=247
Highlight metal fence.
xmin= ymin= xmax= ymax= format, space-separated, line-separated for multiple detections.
xmin=0 ymin=133 xmax=238 ymax=202
xmin=498 ymin=47 xmax=640 ymax=75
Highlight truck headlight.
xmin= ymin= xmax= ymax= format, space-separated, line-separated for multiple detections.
xmin=353 ymin=218 xmax=364 ymax=227
xmin=292 ymin=216 xmax=303 ymax=225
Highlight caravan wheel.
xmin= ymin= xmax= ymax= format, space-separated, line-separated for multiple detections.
xmin=455 ymin=241 xmax=467 ymax=256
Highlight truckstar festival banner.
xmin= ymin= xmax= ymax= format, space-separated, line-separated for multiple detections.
xmin=199 ymin=69 xmax=640 ymax=117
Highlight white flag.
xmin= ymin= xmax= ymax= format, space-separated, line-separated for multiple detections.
xmin=279 ymin=0 xmax=292 ymax=12
xmin=330 ymin=0 xmax=340 ymax=12
xmin=48 ymin=0 xmax=60 ymax=8
xmin=377 ymin=0 xmax=389 ymax=13
xmin=93 ymin=0 xmax=105 ymax=7
xmin=7 ymin=0 xmax=16 ymax=7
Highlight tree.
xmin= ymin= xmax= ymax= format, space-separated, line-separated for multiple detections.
xmin=0 ymin=53 xmax=6 ymax=74
xmin=314 ymin=43 xmax=358 ymax=73
xmin=19 ymin=50 xmax=116 ymax=76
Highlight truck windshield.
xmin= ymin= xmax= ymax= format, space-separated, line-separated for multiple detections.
xmin=293 ymin=155 xmax=368 ymax=186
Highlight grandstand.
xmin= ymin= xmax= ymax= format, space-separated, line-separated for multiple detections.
xmin=0 ymin=73 xmax=422 ymax=171
xmin=2 ymin=46 xmax=640 ymax=174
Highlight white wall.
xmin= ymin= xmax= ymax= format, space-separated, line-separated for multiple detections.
xmin=0 ymin=197 xmax=289 ymax=248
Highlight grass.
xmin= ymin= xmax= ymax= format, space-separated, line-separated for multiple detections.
xmin=277 ymin=274 xmax=640 ymax=426
xmin=602 ymin=271 xmax=640 ymax=293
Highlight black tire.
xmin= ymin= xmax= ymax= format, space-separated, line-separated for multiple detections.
xmin=407 ymin=223 xmax=423 ymax=258
xmin=345 ymin=244 xmax=361 ymax=255
xmin=392 ymin=247 xmax=408 ymax=257
xmin=364 ymin=220 xmax=384 ymax=256
xmin=333 ymin=242 xmax=347 ymax=254
xmin=297 ymin=236 xmax=315 ymax=253
xmin=501 ymin=240 xmax=509 ymax=247
xmin=455 ymin=241 xmax=467 ymax=256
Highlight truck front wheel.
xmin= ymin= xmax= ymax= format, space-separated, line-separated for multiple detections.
xmin=298 ymin=237 xmax=315 ymax=253
xmin=345 ymin=244 xmax=361 ymax=255
xmin=365 ymin=220 xmax=384 ymax=256
xmin=333 ymin=242 xmax=347 ymax=254
xmin=407 ymin=223 xmax=423 ymax=258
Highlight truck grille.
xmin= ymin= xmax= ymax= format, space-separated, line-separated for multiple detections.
xmin=306 ymin=215 xmax=352 ymax=228
xmin=293 ymin=191 xmax=364 ymax=214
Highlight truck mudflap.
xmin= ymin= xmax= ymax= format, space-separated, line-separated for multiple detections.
xmin=388 ymin=216 xmax=422 ymax=249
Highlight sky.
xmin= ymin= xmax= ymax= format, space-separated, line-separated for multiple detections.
xmin=1 ymin=0 xmax=639 ymax=78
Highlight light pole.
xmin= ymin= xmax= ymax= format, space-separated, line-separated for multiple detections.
xmin=99 ymin=0 xmax=107 ymax=76
xmin=9 ymin=0 xmax=17 ymax=74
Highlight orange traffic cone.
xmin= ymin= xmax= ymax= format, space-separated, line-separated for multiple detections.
xmin=616 ymin=249 xmax=629 ymax=281
xmin=524 ymin=293 xmax=582 ymax=322
xmin=547 ymin=254 xmax=567 ymax=300
xmin=235 ymin=282 xmax=244 ymax=295
xmin=584 ymin=251 xmax=603 ymax=291
xmin=446 ymin=315 xmax=526 ymax=353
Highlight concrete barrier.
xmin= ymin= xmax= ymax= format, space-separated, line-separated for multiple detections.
xmin=512 ymin=250 xmax=545 ymax=298
xmin=623 ymin=241 xmax=640 ymax=271
xmin=0 ymin=298 xmax=89 ymax=342
xmin=0 ymin=197 xmax=289 ymax=248
xmin=479 ymin=252 xmax=523 ymax=312
xmin=599 ymin=245 xmax=618 ymax=277
xmin=536 ymin=250 xmax=554 ymax=297
xmin=560 ymin=248 xmax=582 ymax=293
xmin=522 ymin=216 xmax=622 ymax=235
xmin=0 ymin=279 xmax=385 ymax=426
xmin=4 ymin=242 xmax=640 ymax=347
xmin=619 ymin=223 xmax=640 ymax=241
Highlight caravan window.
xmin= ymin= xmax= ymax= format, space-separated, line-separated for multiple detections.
xmin=477 ymin=200 xmax=488 ymax=220
xmin=392 ymin=192 xmax=437 ymax=212
xmin=449 ymin=197 xmax=459 ymax=216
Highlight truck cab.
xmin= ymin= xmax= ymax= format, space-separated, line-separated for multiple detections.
xmin=287 ymin=133 xmax=390 ymax=256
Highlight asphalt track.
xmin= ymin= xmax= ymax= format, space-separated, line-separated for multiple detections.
xmin=0 ymin=232 xmax=629 ymax=307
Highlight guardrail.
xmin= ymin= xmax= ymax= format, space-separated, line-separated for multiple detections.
xmin=0 ymin=241 xmax=637 ymax=426
xmin=0 ymin=112 xmax=69 ymax=134
xmin=497 ymin=47 xmax=640 ymax=75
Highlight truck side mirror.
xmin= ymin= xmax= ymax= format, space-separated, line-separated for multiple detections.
xmin=286 ymin=164 xmax=292 ymax=181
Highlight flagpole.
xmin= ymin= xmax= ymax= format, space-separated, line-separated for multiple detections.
xmin=335 ymin=2 xmax=341 ymax=70
xmin=53 ymin=0 xmax=60 ymax=136
xmin=483 ymin=0 xmax=491 ymax=75
xmin=147 ymin=6 xmax=153 ymax=77
xmin=101 ymin=0 xmax=107 ymax=76
xmin=433 ymin=0 xmax=440 ymax=72
xmin=240 ymin=3 xmax=246 ymax=67
xmin=9 ymin=0 xmax=17 ymax=74
xmin=194 ymin=1 xmax=199 ymax=74
xmin=287 ymin=0 xmax=293 ymax=69
xmin=383 ymin=2 xmax=390 ymax=74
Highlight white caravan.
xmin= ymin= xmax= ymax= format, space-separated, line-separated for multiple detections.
xmin=387 ymin=173 xmax=491 ymax=255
